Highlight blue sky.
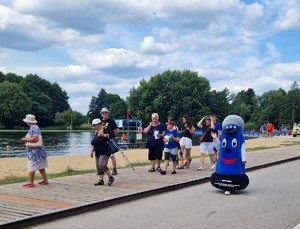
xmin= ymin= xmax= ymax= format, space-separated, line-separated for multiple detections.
xmin=0 ymin=0 xmax=299 ymax=115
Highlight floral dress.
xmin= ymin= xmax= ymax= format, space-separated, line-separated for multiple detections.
xmin=25 ymin=124 xmax=48 ymax=171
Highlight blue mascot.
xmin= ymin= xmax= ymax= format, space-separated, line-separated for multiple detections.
xmin=211 ymin=115 xmax=249 ymax=195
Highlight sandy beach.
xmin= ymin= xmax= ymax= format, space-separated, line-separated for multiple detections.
xmin=0 ymin=135 xmax=298 ymax=180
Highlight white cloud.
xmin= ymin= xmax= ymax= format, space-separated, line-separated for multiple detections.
xmin=69 ymin=48 xmax=160 ymax=70
xmin=140 ymin=36 xmax=180 ymax=55
xmin=273 ymin=8 xmax=300 ymax=30
xmin=0 ymin=0 xmax=299 ymax=114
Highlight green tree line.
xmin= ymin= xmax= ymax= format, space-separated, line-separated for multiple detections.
xmin=0 ymin=72 xmax=70 ymax=128
xmin=1 ymin=70 xmax=299 ymax=130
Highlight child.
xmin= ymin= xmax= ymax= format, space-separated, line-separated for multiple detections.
xmin=160 ymin=121 xmax=180 ymax=175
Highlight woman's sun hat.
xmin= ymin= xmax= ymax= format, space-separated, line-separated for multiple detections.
xmin=23 ymin=114 xmax=37 ymax=124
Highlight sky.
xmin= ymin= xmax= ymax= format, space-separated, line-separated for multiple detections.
xmin=0 ymin=0 xmax=300 ymax=115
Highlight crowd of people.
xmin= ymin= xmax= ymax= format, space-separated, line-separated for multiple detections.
xmin=19 ymin=110 xmax=231 ymax=187
xmin=144 ymin=112 xmax=222 ymax=175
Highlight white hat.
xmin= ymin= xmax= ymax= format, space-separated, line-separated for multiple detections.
xmin=222 ymin=115 xmax=245 ymax=132
xmin=23 ymin=114 xmax=37 ymax=124
xmin=100 ymin=107 xmax=109 ymax=113
xmin=92 ymin=118 xmax=102 ymax=126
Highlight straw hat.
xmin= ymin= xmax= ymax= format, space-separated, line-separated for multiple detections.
xmin=23 ymin=114 xmax=37 ymax=124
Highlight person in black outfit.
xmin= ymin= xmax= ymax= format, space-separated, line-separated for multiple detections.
xmin=99 ymin=107 xmax=120 ymax=175
xmin=90 ymin=118 xmax=115 ymax=186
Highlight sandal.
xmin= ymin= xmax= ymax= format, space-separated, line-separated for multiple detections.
xmin=156 ymin=167 xmax=162 ymax=172
xmin=38 ymin=180 xmax=49 ymax=185
xmin=23 ymin=183 xmax=35 ymax=188
xmin=148 ymin=168 xmax=155 ymax=172
xmin=197 ymin=167 xmax=204 ymax=171
xmin=177 ymin=166 xmax=184 ymax=169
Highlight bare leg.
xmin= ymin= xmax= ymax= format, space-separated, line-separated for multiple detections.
xmin=179 ymin=146 xmax=185 ymax=167
xmin=156 ymin=160 xmax=161 ymax=169
xmin=111 ymin=155 xmax=117 ymax=169
xmin=209 ymin=154 xmax=215 ymax=169
xmin=185 ymin=148 xmax=191 ymax=167
xmin=39 ymin=169 xmax=48 ymax=182
xmin=164 ymin=160 xmax=169 ymax=171
xmin=200 ymin=153 xmax=205 ymax=169
xmin=29 ymin=171 xmax=35 ymax=184
xmin=172 ymin=161 xmax=176 ymax=171
xmin=150 ymin=160 xmax=155 ymax=168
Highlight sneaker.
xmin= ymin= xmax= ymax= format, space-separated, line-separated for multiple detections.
xmin=160 ymin=171 xmax=166 ymax=175
xmin=94 ymin=180 xmax=104 ymax=186
xmin=156 ymin=167 xmax=162 ymax=172
xmin=225 ymin=191 xmax=231 ymax=195
xmin=171 ymin=170 xmax=176 ymax=174
xmin=112 ymin=168 xmax=118 ymax=175
xmin=148 ymin=168 xmax=155 ymax=172
xmin=197 ymin=167 xmax=204 ymax=171
xmin=108 ymin=176 xmax=115 ymax=186
xmin=211 ymin=165 xmax=215 ymax=170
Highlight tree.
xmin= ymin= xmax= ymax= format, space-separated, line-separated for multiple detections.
xmin=19 ymin=74 xmax=70 ymax=126
xmin=229 ymin=88 xmax=257 ymax=123
xmin=87 ymin=88 xmax=127 ymax=120
xmin=0 ymin=81 xmax=32 ymax=128
xmin=281 ymin=82 xmax=300 ymax=128
xmin=255 ymin=89 xmax=286 ymax=129
xmin=55 ymin=109 xmax=87 ymax=129
xmin=127 ymin=70 xmax=211 ymax=126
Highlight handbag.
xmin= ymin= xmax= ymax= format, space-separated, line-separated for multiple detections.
xmin=199 ymin=132 xmax=206 ymax=143
xmin=26 ymin=135 xmax=43 ymax=148
xmin=107 ymin=139 xmax=119 ymax=154
xmin=144 ymin=139 xmax=150 ymax=148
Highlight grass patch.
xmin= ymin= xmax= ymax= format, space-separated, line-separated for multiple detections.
xmin=0 ymin=168 xmax=96 ymax=186
xmin=0 ymin=162 xmax=152 ymax=186
xmin=247 ymin=146 xmax=279 ymax=152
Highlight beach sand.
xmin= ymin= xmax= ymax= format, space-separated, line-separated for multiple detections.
xmin=0 ymin=136 xmax=298 ymax=180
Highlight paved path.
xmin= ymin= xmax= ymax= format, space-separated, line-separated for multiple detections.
xmin=0 ymin=145 xmax=299 ymax=229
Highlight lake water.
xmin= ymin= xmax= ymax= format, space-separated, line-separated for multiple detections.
xmin=0 ymin=132 xmax=95 ymax=158
xmin=0 ymin=131 xmax=259 ymax=158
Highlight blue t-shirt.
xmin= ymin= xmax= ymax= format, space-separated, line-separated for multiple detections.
xmin=214 ymin=122 xmax=222 ymax=136
xmin=164 ymin=129 xmax=180 ymax=149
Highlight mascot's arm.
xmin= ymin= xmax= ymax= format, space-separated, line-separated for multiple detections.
xmin=241 ymin=142 xmax=246 ymax=163
xmin=211 ymin=132 xmax=220 ymax=151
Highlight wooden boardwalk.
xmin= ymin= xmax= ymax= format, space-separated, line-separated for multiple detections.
xmin=0 ymin=145 xmax=300 ymax=229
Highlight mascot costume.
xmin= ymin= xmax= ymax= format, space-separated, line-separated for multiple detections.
xmin=211 ymin=115 xmax=249 ymax=195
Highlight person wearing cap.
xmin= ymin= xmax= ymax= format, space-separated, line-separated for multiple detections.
xmin=197 ymin=115 xmax=215 ymax=171
xmin=160 ymin=121 xmax=180 ymax=175
xmin=90 ymin=118 xmax=115 ymax=186
xmin=21 ymin=114 xmax=49 ymax=188
xmin=99 ymin=107 xmax=120 ymax=175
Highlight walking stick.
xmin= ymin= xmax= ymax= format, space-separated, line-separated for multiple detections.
xmin=109 ymin=138 xmax=135 ymax=171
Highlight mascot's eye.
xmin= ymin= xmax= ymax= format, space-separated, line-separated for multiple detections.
xmin=231 ymin=138 xmax=237 ymax=148
xmin=222 ymin=138 xmax=227 ymax=148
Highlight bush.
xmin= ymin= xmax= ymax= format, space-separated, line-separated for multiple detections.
xmin=245 ymin=122 xmax=257 ymax=131
xmin=78 ymin=124 xmax=93 ymax=130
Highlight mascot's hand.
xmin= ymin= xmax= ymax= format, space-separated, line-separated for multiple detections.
xmin=211 ymin=132 xmax=217 ymax=139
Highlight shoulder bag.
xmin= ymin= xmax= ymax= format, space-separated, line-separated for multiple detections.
xmin=26 ymin=135 xmax=43 ymax=148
